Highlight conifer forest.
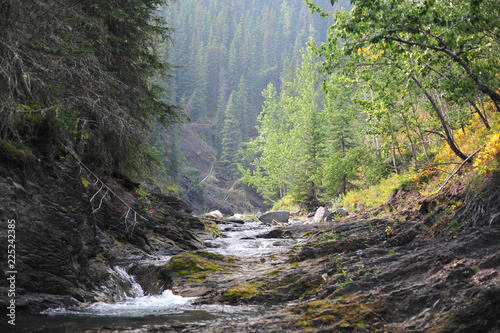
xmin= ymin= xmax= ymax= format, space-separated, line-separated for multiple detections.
xmin=1 ymin=1 xmax=500 ymax=332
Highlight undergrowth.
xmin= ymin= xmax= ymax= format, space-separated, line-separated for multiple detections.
xmin=272 ymin=195 xmax=301 ymax=212
xmin=341 ymin=109 xmax=500 ymax=213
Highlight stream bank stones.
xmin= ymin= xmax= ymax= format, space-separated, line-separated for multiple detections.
xmin=259 ymin=210 xmax=290 ymax=224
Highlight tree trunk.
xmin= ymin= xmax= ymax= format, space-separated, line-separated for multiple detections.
xmin=408 ymin=89 xmax=431 ymax=165
xmin=468 ymin=99 xmax=491 ymax=130
xmin=480 ymin=98 xmax=489 ymax=123
xmin=391 ymin=142 xmax=399 ymax=175
xmin=386 ymin=35 xmax=500 ymax=111
xmin=412 ymin=76 xmax=469 ymax=161
xmin=400 ymin=112 xmax=418 ymax=172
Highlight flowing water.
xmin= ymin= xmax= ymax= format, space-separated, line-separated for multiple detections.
xmin=204 ymin=221 xmax=300 ymax=257
xmin=16 ymin=221 xmax=296 ymax=332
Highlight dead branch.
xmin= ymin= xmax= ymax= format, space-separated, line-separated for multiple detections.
xmin=65 ymin=145 xmax=148 ymax=237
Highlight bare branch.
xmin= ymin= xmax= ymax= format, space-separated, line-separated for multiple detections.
xmin=64 ymin=145 xmax=148 ymax=237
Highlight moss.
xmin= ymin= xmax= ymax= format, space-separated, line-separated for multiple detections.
xmin=223 ymin=282 xmax=263 ymax=302
xmin=193 ymin=250 xmax=235 ymax=263
xmin=285 ymin=294 xmax=385 ymax=330
xmin=426 ymin=313 xmax=453 ymax=333
xmin=274 ymin=274 xmax=301 ymax=288
xmin=269 ymin=269 xmax=283 ymax=276
xmin=194 ymin=250 xmax=225 ymax=261
xmin=166 ymin=252 xmax=222 ymax=277
xmin=0 ymin=139 xmax=36 ymax=163
xmin=187 ymin=274 xmax=207 ymax=283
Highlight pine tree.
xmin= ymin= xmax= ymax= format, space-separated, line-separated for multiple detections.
xmin=234 ymin=76 xmax=251 ymax=140
xmin=219 ymin=93 xmax=243 ymax=177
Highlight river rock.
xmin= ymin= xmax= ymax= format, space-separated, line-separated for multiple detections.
xmin=313 ymin=207 xmax=331 ymax=223
xmin=204 ymin=210 xmax=223 ymax=219
xmin=332 ymin=207 xmax=349 ymax=217
xmin=259 ymin=210 xmax=290 ymax=224
xmin=256 ymin=229 xmax=292 ymax=239
xmin=225 ymin=216 xmax=245 ymax=224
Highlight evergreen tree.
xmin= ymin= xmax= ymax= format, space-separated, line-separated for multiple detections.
xmin=219 ymin=93 xmax=243 ymax=177
xmin=0 ymin=0 xmax=179 ymax=176
xmin=241 ymin=46 xmax=324 ymax=208
xmin=234 ymin=76 xmax=251 ymax=140
xmin=190 ymin=41 xmax=209 ymax=121
xmin=321 ymin=74 xmax=365 ymax=197
xmin=215 ymin=67 xmax=230 ymax=152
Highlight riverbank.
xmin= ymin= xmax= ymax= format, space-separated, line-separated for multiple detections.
xmin=1 ymin=157 xmax=500 ymax=332
xmin=77 ymin=171 xmax=500 ymax=332
xmin=151 ymin=202 xmax=500 ymax=332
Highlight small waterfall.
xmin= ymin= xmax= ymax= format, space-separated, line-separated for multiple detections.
xmin=35 ymin=222 xmax=275 ymax=332
xmin=43 ymin=265 xmax=193 ymax=318
xmin=111 ymin=265 xmax=144 ymax=299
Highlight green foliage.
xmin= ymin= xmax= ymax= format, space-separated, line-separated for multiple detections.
xmin=241 ymin=47 xmax=326 ymax=208
xmin=342 ymin=173 xmax=403 ymax=212
xmin=186 ymin=168 xmax=205 ymax=194
xmin=219 ymin=93 xmax=243 ymax=178
xmin=0 ymin=0 xmax=181 ymax=176
xmin=136 ymin=188 xmax=152 ymax=207
xmin=311 ymin=0 xmax=500 ymax=163
xmin=318 ymin=230 xmax=342 ymax=243
xmin=241 ymin=45 xmax=370 ymax=208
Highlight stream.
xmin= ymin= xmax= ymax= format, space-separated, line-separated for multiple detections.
xmin=15 ymin=220 xmax=300 ymax=332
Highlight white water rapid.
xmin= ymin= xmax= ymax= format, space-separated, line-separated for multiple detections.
xmin=20 ymin=221 xmax=286 ymax=332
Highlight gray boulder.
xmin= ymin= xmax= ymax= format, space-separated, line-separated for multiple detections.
xmin=313 ymin=207 xmax=331 ymax=223
xmin=332 ymin=208 xmax=349 ymax=217
xmin=225 ymin=216 xmax=245 ymax=224
xmin=259 ymin=210 xmax=290 ymax=224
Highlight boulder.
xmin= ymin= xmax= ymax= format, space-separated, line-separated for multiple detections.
xmin=313 ymin=207 xmax=331 ymax=223
xmin=225 ymin=216 xmax=245 ymax=224
xmin=204 ymin=210 xmax=223 ymax=219
xmin=256 ymin=229 xmax=292 ymax=239
xmin=332 ymin=208 xmax=349 ymax=217
xmin=259 ymin=210 xmax=290 ymax=224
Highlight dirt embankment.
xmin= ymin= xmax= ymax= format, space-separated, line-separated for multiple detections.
xmin=178 ymin=123 xmax=268 ymax=216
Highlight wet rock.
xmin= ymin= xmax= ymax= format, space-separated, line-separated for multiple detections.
xmin=0 ymin=158 xmax=204 ymax=311
xmin=7 ymin=160 xmax=500 ymax=333
xmin=259 ymin=210 xmax=290 ymax=224
xmin=256 ymin=229 xmax=292 ymax=239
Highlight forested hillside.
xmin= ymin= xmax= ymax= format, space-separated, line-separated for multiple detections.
xmin=0 ymin=0 xmax=179 ymax=177
xmin=154 ymin=0 xmax=351 ymax=212
xmin=241 ymin=0 xmax=500 ymax=211
xmin=2 ymin=2 xmax=500 ymax=332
